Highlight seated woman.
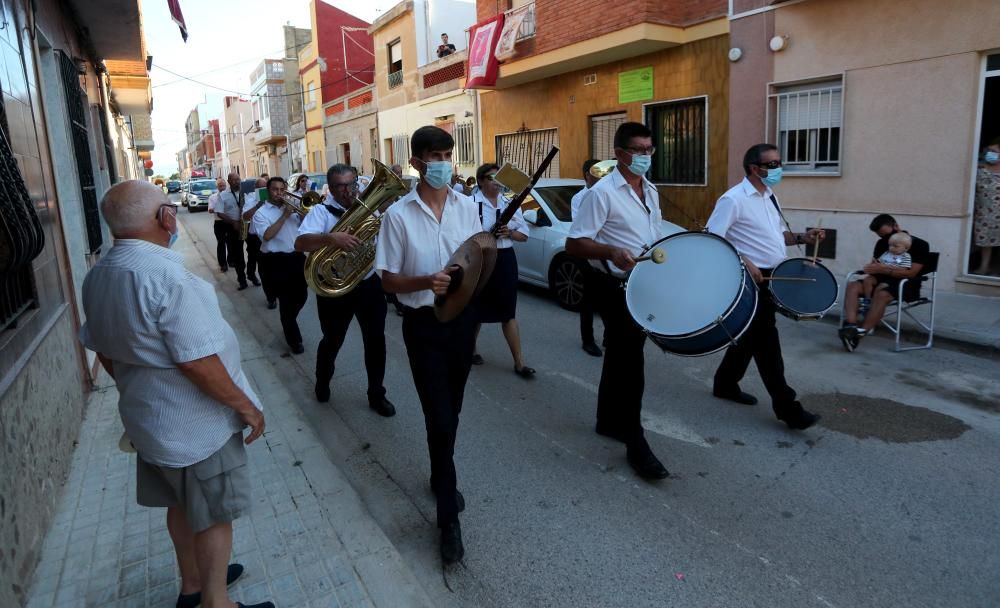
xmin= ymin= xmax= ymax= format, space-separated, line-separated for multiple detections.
xmin=469 ymin=163 xmax=535 ymax=378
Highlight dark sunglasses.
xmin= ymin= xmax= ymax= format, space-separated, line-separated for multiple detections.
xmin=756 ymin=160 xmax=783 ymax=170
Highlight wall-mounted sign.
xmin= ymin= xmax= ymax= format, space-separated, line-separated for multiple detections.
xmin=619 ymin=67 xmax=654 ymax=104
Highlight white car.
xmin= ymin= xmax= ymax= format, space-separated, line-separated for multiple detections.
xmin=512 ymin=178 xmax=684 ymax=310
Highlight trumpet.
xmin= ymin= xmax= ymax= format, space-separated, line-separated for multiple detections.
xmin=286 ymin=189 xmax=324 ymax=211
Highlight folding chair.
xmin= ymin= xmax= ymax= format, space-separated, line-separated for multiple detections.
xmin=840 ymin=252 xmax=939 ymax=352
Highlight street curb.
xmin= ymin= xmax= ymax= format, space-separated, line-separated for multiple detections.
xmin=819 ymin=307 xmax=999 ymax=358
xmin=176 ymin=219 xmax=436 ymax=608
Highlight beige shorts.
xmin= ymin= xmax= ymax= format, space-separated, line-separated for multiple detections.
xmin=136 ymin=432 xmax=250 ymax=533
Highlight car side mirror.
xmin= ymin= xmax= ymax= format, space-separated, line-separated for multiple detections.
xmin=523 ymin=209 xmax=538 ymax=225
xmin=535 ymin=209 xmax=551 ymax=227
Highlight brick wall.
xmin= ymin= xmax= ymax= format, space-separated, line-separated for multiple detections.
xmin=347 ymin=90 xmax=373 ymax=108
xmin=325 ymin=102 xmax=346 ymax=116
xmin=423 ymin=62 xmax=465 ymax=88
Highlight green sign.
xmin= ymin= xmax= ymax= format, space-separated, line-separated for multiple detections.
xmin=619 ymin=67 xmax=654 ymax=104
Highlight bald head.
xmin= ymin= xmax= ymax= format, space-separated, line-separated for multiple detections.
xmin=101 ymin=180 xmax=169 ymax=238
xmin=255 ymin=177 xmax=267 ymax=188
xmin=227 ymin=172 xmax=241 ymax=192
xmin=390 ymin=164 xmax=403 ymax=177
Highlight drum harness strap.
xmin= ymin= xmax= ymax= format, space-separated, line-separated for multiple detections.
xmin=769 ymin=194 xmax=804 ymax=255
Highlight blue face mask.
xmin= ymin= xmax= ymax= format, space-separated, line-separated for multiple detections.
xmin=419 ymin=160 xmax=453 ymax=190
xmin=985 ymin=151 xmax=1000 ymax=164
xmin=761 ymin=167 xmax=783 ymax=188
xmin=628 ymin=154 xmax=652 ymax=176
xmin=167 ymin=229 xmax=179 ymax=249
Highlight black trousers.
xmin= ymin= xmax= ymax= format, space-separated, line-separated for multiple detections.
xmin=401 ymin=306 xmax=476 ymax=527
xmin=213 ymin=220 xmax=228 ymax=270
xmin=222 ymin=224 xmax=246 ymax=285
xmin=259 ymin=252 xmax=308 ymax=347
xmin=592 ymin=273 xmax=647 ymax=444
xmin=315 ymin=274 xmax=387 ymax=399
xmin=713 ymin=271 xmax=798 ymax=414
xmin=244 ymin=234 xmax=261 ymax=281
xmin=579 ymin=264 xmax=599 ymax=346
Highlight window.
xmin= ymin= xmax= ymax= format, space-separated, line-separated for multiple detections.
xmin=454 ymin=122 xmax=475 ymax=165
xmin=306 ymin=82 xmax=317 ymax=108
xmin=58 ymin=51 xmax=102 ymax=253
xmin=768 ymin=78 xmax=843 ymax=174
xmin=590 ymin=112 xmax=627 ymax=161
xmin=340 ymin=143 xmax=351 ymax=167
xmin=312 ymin=150 xmax=322 ymax=172
xmin=495 ymin=128 xmax=560 ymax=178
xmin=644 ymin=96 xmax=707 ymax=185
xmin=388 ymin=40 xmax=403 ymax=88
xmin=384 ymin=137 xmax=394 ymax=164
xmin=391 ymin=134 xmax=409 ymax=166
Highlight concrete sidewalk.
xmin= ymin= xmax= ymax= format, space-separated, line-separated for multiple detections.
xmin=24 ymin=227 xmax=433 ymax=608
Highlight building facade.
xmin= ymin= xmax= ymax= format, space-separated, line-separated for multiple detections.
xmin=0 ymin=1 xmax=152 ymax=604
xmin=281 ymin=25 xmax=312 ymax=175
xmin=473 ymin=0 xmax=728 ymax=226
xmin=729 ymin=0 xmax=1000 ymax=294
xmin=371 ymin=0 xmax=479 ymax=177
xmin=324 ymin=84 xmax=379 ymax=175
xmin=220 ymin=95 xmax=254 ymax=178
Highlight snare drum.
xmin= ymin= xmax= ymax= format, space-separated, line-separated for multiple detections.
xmin=768 ymin=258 xmax=838 ymax=320
xmin=625 ymin=232 xmax=758 ymax=356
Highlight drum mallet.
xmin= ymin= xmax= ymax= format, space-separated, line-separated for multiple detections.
xmin=634 ymin=248 xmax=666 ymax=264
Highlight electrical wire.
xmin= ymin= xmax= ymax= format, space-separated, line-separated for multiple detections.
xmin=152 ymin=62 xmax=375 ymax=99
xmin=152 ymin=38 xmax=318 ymax=88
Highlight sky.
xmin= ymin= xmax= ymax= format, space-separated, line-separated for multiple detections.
xmin=144 ymin=0 xmax=399 ymax=176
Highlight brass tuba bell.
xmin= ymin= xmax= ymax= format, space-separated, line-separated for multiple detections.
xmin=304 ymin=159 xmax=409 ymax=297
xmin=589 ymin=159 xmax=618 ymax=179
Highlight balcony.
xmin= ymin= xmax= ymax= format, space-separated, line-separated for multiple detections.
xmin=418 ymin=49 xmax=466 ymax=99
xmin=105 ymin=59 xmax=153 ymax=114
xmin=388 ymin=70 xmax=403 ymax=89
xmin=506 ymin=2 xmax=535 ymax=40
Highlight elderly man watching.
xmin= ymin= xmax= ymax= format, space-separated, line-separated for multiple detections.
xmin=79 ymin=181 xmax=273 ymax=608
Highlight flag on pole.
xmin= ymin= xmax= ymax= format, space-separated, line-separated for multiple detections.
xmin=167 ymin=0 xmax=188 ymax=42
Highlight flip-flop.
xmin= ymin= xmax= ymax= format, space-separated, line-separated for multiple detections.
xmin=514 ymin=366 xmax=536 ymax=379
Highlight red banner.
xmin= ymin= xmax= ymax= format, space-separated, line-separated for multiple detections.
xmin=167 ymin=0 xmax=188 ymax=42
xmin=465 ymin=14 xmax=504 ymax=89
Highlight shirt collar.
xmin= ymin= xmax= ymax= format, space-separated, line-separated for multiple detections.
xmin=112 ymin=238 xmax=184 ymax=264
xmin=407 ymin=186 xmax=461 ymax=219
xmin=611 ymin=164 xmax=654 ymax=192
xmin=324 ymin=193 xmax=348 ymax=212
xmin=740 ymin=177 xmax=772 ymax=199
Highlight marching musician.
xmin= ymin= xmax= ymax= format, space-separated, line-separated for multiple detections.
xmin=216 ymin=173 xmax=251 ymax=290
xmin=375 ymin=126 xmax=481 ymax=564
xmin=208 ymin=178 xmax=229 ymax=273
xmin=570 ymin=159 xmax=604 ymax=358
xmin=243 ymin=177 xmax=278 ymax=309
xmin=469 ymin=162 xmax=535 ymax=378
xmin=252 ymin=177 xmax=307 ymax=354
xmin=566 ymin=122 xmax=669 ymax=481
xmin=705 ymin=143 xmax=823 ymax=430
xmin=294 ymin=164 xmax=396 ymax=418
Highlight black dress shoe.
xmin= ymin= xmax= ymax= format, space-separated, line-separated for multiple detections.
xmin=267 ymin=299 xmax=277 ymax=310
xmin=471 ymin=354 xmax=484 ymax=366
xmin=250 ymin=277 xmax=261 ymax=287
xmin=582 ymin=342 xmax=603 ymax=357
xmin=237 ymin=282 xmax=249 ymax=290
xmin=776 ymin=405 xmax=821 ymax=430
xmin=440 ymin=521 xmax=464 ymax=564
xmin=626 ymin=438 xmax=669 ymax=480
xmin=315 ymin=383 xmax=330 ymax=403
xmin=595 ymin=421 xmax=628 ymax=443
xmin=290 ymin=343 xmax=305 ymax=355
xmin=712 ymin=388 xmax=758 ymax=405
xmin=220 ymin=265 xmax=229 ymax=272
xmin=369 ymin=396 xmax=396 ymax=417
xmin=176 ymin=563 xmax=244 ymax=608
xmin=456 ymin=490 xmax=465 ymax=513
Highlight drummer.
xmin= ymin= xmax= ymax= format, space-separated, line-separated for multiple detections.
xmin=566 ymin=121 xmax=668 ymax=480
xmin=706 ymin=143 xmax=824 ymax=430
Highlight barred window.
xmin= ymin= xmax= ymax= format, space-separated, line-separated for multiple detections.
xmin=768 ymin=78 xmax=842 ymax=174
xmin=495 ymin=128 xmax=560 ymax=178
xmin=644 ymin=96 xmax=707 ymax=185
xmin=590 ymin=112 xmax=626 ymax=161
xmin=454 ymin=122 xmax=475 ymax=165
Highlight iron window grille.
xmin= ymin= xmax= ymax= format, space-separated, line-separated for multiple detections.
xmin=644 ymin=96 xmax=707 ymax=186
xmin=495 ymin=128 xmax=560 ymax=178
xmin=768 ymin=78 xmax=843 ymax=174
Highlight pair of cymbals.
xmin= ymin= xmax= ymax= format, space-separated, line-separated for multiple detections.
xmin=434 ymin=232 xmax=498 ymax=322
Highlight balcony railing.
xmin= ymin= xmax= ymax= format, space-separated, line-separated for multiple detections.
xmin=388 ymin=70 xmax=403 ymax=89
xmin=505 ymin=2 xmax=536 ymax=40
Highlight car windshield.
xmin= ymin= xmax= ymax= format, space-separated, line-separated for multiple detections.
xmin=192 ymin=180 xmax=216 ymax=191
xmin=167 ymin=181 xmax=179 ymax=187
xmin=534 ymin=186 xmax=582 ymax=223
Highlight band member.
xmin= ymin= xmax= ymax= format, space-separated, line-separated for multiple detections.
xmin=294 ymin=164 xmax=395 ymax=417
xmin=570 ymin=159 xmax=603 ymax=357
xmin=252 ymin=177 xmax=307 ymax=354
xmin=242 ymin=177 xmax=279 ymax=309
xmin=706 ymin=143 xmax=823 ymax=430
xmin=216 ymin=173 xmax=249 ymax=289
xmin=469 ymin=162 xmax=535 ymax=377
xmin=567 ymin=122 xmax=668 ymax=481
xmin=376 ymin=126 xmax=480 ymax=564
xmin=208 ymin=178 xmax=229 ymax=272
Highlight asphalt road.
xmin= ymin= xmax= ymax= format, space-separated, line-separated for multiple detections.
xmin=177 ymin=203 xmax=1000 ymax=608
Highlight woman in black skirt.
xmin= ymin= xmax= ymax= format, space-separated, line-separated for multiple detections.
xmin=471 ymin=163 xmax=535 ymax=378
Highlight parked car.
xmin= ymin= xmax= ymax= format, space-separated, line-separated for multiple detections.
xmin=179 ymin=182 xmax=191 ymax=206
xmin=186 ymin=179 xmax=217 ymax=212
xmin=166 ymin=180 xmax=181 ymax=193
xmin=512 ymin=178 xmax=684 ymax=310
xmin=288 ymin=172 xmax=329 ymax=198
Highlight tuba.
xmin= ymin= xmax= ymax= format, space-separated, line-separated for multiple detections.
xmin=304 ymin=159 xmax=409 ymax=297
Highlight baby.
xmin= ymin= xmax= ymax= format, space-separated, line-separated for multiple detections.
xmin=859 ymin=232 xmax=912 ymax=312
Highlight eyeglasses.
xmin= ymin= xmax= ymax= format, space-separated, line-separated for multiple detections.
xmin=331 ymin=181 xmax=357 ymax=190
xmin=755 ymin=160 xmax=783 ymax=170
xmin=623 ymin=146 xmax=656 ymax=156
xmin=484 ymin=174 xmax=498 ymax=182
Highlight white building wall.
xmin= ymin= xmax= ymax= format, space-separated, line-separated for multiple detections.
xmin=377 ymin=89 xmax=477 ymax=175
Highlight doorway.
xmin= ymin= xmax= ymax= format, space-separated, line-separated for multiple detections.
xmin=969 ymin=53 xmax=1000 ymax=277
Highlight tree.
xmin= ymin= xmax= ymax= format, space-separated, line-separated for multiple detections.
xmin=169 ymin=172 xmax=180 ymax=180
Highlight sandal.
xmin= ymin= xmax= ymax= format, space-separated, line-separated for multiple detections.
xmin=514 ymin=365 xmax=536 ymax=379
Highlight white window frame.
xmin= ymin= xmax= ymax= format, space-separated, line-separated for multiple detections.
xmin=766 ymin=74 xmax=844 ymax=176
xmin=642 ymin=94 xmax=709 ymax=187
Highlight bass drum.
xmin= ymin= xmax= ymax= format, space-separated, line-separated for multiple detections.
xmin=625 ymin=231 xmax=758 ymax=357
xmin=769 ymin=257 xmax=838 ymax=320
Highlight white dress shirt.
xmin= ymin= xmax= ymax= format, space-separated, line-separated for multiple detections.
xmin=207 ymin=191 xmax=221 ymax=213
xmin=253 ymin=202 xmax=302 ymax=253
xmin=706 ymin=177 xmax=787 ymax=269
xmin=216 ymin=190 xmax=243 ymax=221
xmin=298 ymin=194 xmax=375 ymax=279
xmin=570 ymin=185 xmax=590 ymax=220
xmin=567 ymin=166 xmax=663 ymax=277
xmin=453 ymin=183 xmax=466 ymax=194
xmin=471 ymin=190 xmax=527 ymax=249
xmin=241 ymin=191 xmax=262 ymax=235
xmin=79 ymin=240 xmax=262 ymax=467
xmin=375 ymin=187 xmax=480 ymax=308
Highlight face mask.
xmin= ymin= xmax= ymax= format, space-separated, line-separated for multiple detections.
xmin=167 ymin=229 xmax=179 ymax=249
xmin=628 ymin=154 xmax=651 ymax=176
xmin=761 ymin=167 xmax=783 ymax=187
xmin=985 ymin=151 xmax=1000 ymax=164
xmin=420 ymin=160 xmax=453 ymax=190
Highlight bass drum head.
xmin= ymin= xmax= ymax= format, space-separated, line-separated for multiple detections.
xmin=626 ymin=232 xmax=746 ymax=337
xmin=769 ymin=258 xmax=838 ymax=318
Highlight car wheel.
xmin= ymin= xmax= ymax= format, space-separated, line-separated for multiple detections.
xmin=549 ymin=255 xmax=586 ymax=311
